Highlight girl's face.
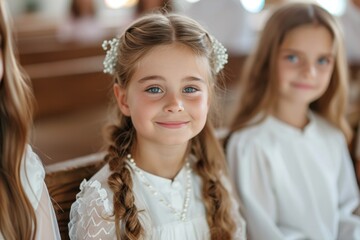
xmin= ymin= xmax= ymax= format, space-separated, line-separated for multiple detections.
xmin=276 ymin=24 xmax=335 ymax=107
xmin=114 ymin=43 xmax=210 ymax=147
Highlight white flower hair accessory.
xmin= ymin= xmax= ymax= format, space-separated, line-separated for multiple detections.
xmin=102 ymin=38 xmax=119 ymax=74
xmin=102 ymin=36 xmax=228 ymax=75
xmin=210 ymin=36 xmax=228 ymax=73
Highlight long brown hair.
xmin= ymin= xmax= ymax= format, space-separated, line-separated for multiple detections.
xmin=0 ymin=1 xmax=36 ymax=239
xmin=227 ymin=3 xmax=352 ymax=143
xmin=104 ymin=13 xmax=237 ymax=239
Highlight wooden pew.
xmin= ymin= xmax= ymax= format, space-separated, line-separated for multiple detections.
xmin=45 ymin=152 xmax=106 ymax=240
xmin=24 ymin=56 xmax=112 ymax=118
xmin=15 ymin=22 xmax=114 ymax=164
xmin=24 ymin=55 xmax=112 ymax=164
xmin=17 ymin=35 xmax=105 ymax=65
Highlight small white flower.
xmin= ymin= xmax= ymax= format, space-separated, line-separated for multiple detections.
xmin=102 ymin=38 xmax=119 ymax=74
xmin=211 ymin=36 xmax=228 ymax=73
xmin=101 ymin=36 xmax=228 ymax=75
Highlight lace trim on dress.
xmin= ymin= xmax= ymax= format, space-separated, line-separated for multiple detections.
xmin=68 ymin=179 xmax=115 ymax=239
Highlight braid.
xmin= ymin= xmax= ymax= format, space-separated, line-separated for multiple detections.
xmin=105 ymin=118 xmax=144 ymax=239
xmin=193 ymin=123 xmax=236 ymax=239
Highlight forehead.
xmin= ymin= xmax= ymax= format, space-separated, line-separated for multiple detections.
xmin=132 ymin=43 xmax=211 ymax=82
xmin=280 ymin=24 xmax=334 ymax=55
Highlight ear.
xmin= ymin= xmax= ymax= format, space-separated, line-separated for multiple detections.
xmin=113 ymin=83 xmax=131 ymax=116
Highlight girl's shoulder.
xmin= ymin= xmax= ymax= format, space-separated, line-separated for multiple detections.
xmin=68 ymin=164 xmax=116 ymax=239
xmin=227 ymin=117 xmax=274 ymax=149
xmin=21 ymin=145 xmax=45 ymax=210
xmin=73 ymin=163 xmax=114 ymax=214
xmin=311 ymin=112 xmax=345 ymax=141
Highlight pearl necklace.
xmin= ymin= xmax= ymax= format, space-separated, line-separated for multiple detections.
xmin=127 ymin=154 xmax=192 ymax=221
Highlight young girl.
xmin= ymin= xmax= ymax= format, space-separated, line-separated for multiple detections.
xmin=69 ymin=13 xmax=246 ymax=239
xmin=225 ymin=3 xmax=360 ymax=240
xmin=0 ymin=1 xmax=60 ymax=239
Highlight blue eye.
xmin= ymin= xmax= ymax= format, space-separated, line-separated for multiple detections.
xmin=286 ymin=55 xmax=298 ymax=63
xmin=146 ymin=87 xmax=163 ymax=94
xmin=317 ymin=57 xmax=330 ymax=65
xmin=183 ymin=87 xmax=198 ymax=93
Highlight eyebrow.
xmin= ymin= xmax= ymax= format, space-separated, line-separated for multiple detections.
xmin=280 ymin=48 xmax=334 ymax=57
xmin=137 ymin=75 xmax=206 ymax=83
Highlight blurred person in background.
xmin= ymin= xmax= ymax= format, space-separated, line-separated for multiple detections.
xmin=341 ymin=0 xmax=360 ymax=64
xmin=57 ymin=0 xmax=107 ymax=44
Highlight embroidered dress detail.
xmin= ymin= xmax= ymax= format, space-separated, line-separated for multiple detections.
xmin=127 ymin=154 xmax=192 ymax=221
xmin=68 ymin=179 xmax=115 ymax=239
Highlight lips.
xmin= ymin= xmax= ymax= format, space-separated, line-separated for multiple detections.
xmin=291 ymin=82 xmax=314 ymax=89
xmin=156 ymin=121 xmax=190 ymax=129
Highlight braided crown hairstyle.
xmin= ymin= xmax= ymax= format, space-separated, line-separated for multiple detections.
xmin=104 ymin=13 xmax=237 ymax=239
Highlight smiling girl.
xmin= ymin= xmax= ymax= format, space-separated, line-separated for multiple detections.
xmin=225 ymin=3 xmax=360 ymax=240
xmin=68 ymin=13 xmax=246 ymax=240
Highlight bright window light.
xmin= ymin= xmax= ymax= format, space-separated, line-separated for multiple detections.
xmin=185 ymin=0 xmax=201 ymax=3
xmin=104 ymin=0 xmax=137 ymax=9
xmin=316 ymin=0 xmax=346 ymax=16
xmin=240 ymin=0 xmax=265 ymax=13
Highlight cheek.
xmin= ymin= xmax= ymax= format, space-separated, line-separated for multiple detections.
xmin=189 ymin=95 xmax=209 ymax=119
xmin=277 ymin=62 xmax=288 ymax=85
xmin=128 ymin=95 xmax=154 ymax=118
xmin=317 ymin=67 xmax=333 ymax=86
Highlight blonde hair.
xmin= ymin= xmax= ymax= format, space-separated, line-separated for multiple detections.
xmin=228 ymin=3 xmax=352 ymax=142
xmin=0 ymin=1 xmax=36 ymax=239
xmin=104 ymin=13 xmax=236 ymax=239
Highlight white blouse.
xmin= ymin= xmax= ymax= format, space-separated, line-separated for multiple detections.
xmin=69 ymin=157 xmax=246 ymax=239
xmin=227 ymin=112 xmax=360 ymax=240
xmin=0 ymin=145 xmax=61 ymax=240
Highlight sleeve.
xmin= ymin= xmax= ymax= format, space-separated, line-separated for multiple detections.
xmin=21 ymin=145 xmax=46 ymax=209
xmin=21 ymin=145 xmax=61 ymax=239
xmin=227 ymin=136 xmax=308 ymax=240
xmin=337 ymin=136 xmax=360 ymax=239
xmin=68 ymin=179 xmax=116 ymax=240
xmin=35 ymin=183 xmax=61 ymax=240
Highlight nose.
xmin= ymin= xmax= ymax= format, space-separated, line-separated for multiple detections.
xmin=164 ymin=94 xmax=184 ymax=113
xmin=303 ymin=63 xmax=317 ymax=79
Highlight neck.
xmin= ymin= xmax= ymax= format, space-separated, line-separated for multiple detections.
xmin=132 ymin=142 xmax=189 ymax=180
xmin=272 ymin=101 xmax=309 ymax=129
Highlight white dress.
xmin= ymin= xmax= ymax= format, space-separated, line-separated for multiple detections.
xmin=68 ymin=156 xmax=246 ymax=239
xmin=0 ymin=145 xmax=61 ymax=240
xmin=226 ymin=112 xmax=360 ymax=240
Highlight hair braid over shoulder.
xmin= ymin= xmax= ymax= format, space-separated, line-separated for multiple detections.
xmin=193 ymin=123 xmax=236 ymax=239
xmin=105 ymin=118 xmax=144 ymax=239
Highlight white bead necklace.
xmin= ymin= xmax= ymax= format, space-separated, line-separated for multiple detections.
xmin=127 ymin=154 xmax=192 ymax=221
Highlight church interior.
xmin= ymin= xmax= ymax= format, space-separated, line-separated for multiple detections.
xmin=7 ymin=0 xmax=360 ymax=238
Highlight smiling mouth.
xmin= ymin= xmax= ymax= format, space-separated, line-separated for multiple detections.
xmin=156 ymin=121 xmax=190 ymax=129
xmin=291 ymin=83 xmax=314 ymax=89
